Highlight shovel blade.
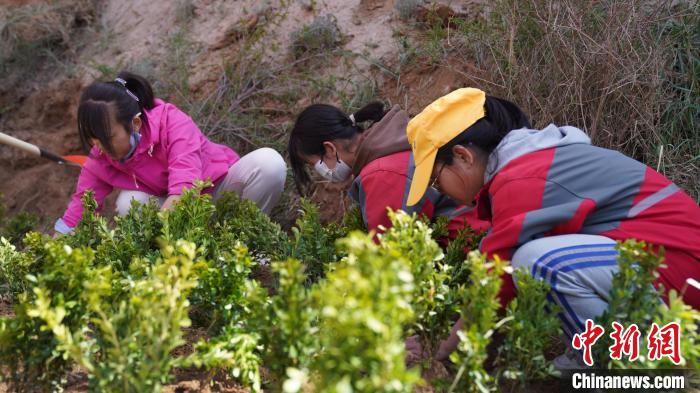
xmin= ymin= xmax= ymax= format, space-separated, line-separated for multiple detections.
xmin=63 ymin=155 xmax=88 ymax=166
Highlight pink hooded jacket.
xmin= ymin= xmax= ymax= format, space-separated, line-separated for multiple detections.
xmin=57 ymin=99 xmax=239 ymax=231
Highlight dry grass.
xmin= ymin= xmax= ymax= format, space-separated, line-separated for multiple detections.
xmin=290 ymin=14 xmax=345 ymax=59
xmin=0 ymin=0 xmax=96 ymax=115
xmin=407 ymin=0 xmax=699 ymax=200
xmin=151 ymin=11 xmax=380 ymax=227
xmin=174 ymin=55 xmax=378 ymax=227
xmin=0 ymin=0 xmax=95 ymax=63
xmin=395 ymin=0 xmax=425 ymax=20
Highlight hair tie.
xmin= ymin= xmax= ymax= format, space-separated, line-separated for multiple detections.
xmin=114 ymin=78 xmax=140 ymax=102
xmin=349 ymin=114 xmax=356 ymax=126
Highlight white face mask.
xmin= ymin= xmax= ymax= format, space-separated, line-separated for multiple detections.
xmin=314 ymin=154 xmax=352 ymax=182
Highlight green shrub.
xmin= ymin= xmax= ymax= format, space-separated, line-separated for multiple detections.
xmin=497 ymin=269 xmax=560 ymax=382
xmin=180 ymin=326 xmax=262 ymax=391
xmin=310 ymin=232 xmax=419 ymax=392
xmin=653 ymin=291 xmax=700 ymax=371
xmin=342 ymin=204 xmax=367 ymax=233
xmin=379 ymin=210 xmax=454 ymax=359
xmin=160 ymin=190 xmax=216 ymax=256
xmin=428 ymin=215 xmax=449 ymax=239
xmin=443 ymin=226 xmax=487 ymax=288
xmin=448 ymin=252 xmax=504 ymax=393
xmin=0 ymin=237 xmax=96 ymax=391
xmin=4 ymin=162 xmax=697 ymax=393
xmin=0 ymin=194 xmax=38 ymax=247
xmin=212 ymin=192 xmax=289 ymax=261
xmin=190 ymin=241 xmax=255 ymax=331
xmin=595 ymin=240 xmax=700 ymax=370
xmin=593 ymin=240 xmax=665 ymax=366
xmin=288 ymin=200 xmax=345 ymax=285
xmin=28 ymin=240 xmax=198 ymax=393
xmin=66 ymin=190 xmax=109 ymax=249
xmin=247 ymin=258 xmax=318 ymax=388
xmin=92 ymin=199 xmax=163 ymax=272
xmin=0 ymin=185 xmax=269 ymax=391
xmin=0 ymin=236 xmax=33 ymax=296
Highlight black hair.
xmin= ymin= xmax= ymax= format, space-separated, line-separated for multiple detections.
xmin=435 ymin=96 xmax=531 ymax=165
xmin=77 ymin=71 xmax=156 ymax=156
xmin=288 ymin=101 xmax=386 ymax=194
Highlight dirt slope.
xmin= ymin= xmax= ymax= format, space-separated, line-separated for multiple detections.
xmin=0 ymin=0 xmax=419 ymax=229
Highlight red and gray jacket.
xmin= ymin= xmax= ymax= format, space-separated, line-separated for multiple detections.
xmin=348 ymin=105 xmax=490 ymax=239
xmin=477 ymin=124 xmax=700 ymax=308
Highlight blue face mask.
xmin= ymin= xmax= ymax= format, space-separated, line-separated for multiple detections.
xmin=120 ymin=131 xmax=141 ymax=163
xmin=120 ymin=113 xmax=142 ymax=163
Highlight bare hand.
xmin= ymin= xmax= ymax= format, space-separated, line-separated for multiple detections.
xmin=160 ymin=195 xmax=181 ymax=211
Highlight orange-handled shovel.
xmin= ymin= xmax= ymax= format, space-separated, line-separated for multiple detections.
xmin=0 ymin=131 xmax=87 ymax=167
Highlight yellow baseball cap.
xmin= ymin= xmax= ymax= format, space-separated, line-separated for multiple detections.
xmin=406 ymin=88 xmax=486 ymax=206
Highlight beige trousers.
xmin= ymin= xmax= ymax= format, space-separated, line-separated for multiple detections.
xmin=115 ymin=147 xmax=286 ymax=215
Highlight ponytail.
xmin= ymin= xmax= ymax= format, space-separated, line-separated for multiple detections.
xmin=351 ymin=101 xmax=385 ymax=126
xmin=116 ymin=71 xmax=156 ymax=112
xmin=288 ymin=101 xmax=387 ymax=194
xmin=435 ymin=96 xmax=531 ymax=165
xmin=483 ymin=96 xmax=530 ymax=142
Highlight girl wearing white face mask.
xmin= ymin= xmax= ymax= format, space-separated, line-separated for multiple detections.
xmin=288 ymin=101 xmax=490 ymax=237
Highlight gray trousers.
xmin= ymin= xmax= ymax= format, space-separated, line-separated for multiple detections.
xmin=434 ymin=234 xmax=623 ymax=361
xmin=512 ymin=234 xmax=621 ymax=338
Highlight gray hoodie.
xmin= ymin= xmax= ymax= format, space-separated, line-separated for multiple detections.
xmin=485 ymin=124 xmax=592 ymax=183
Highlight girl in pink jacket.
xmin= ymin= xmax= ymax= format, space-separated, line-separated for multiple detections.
xmin=55 ymin=72 xmax=286 ymax=234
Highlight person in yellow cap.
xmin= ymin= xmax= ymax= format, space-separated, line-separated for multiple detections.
xmin=406 ymin=88 xmax=700 ymax=369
